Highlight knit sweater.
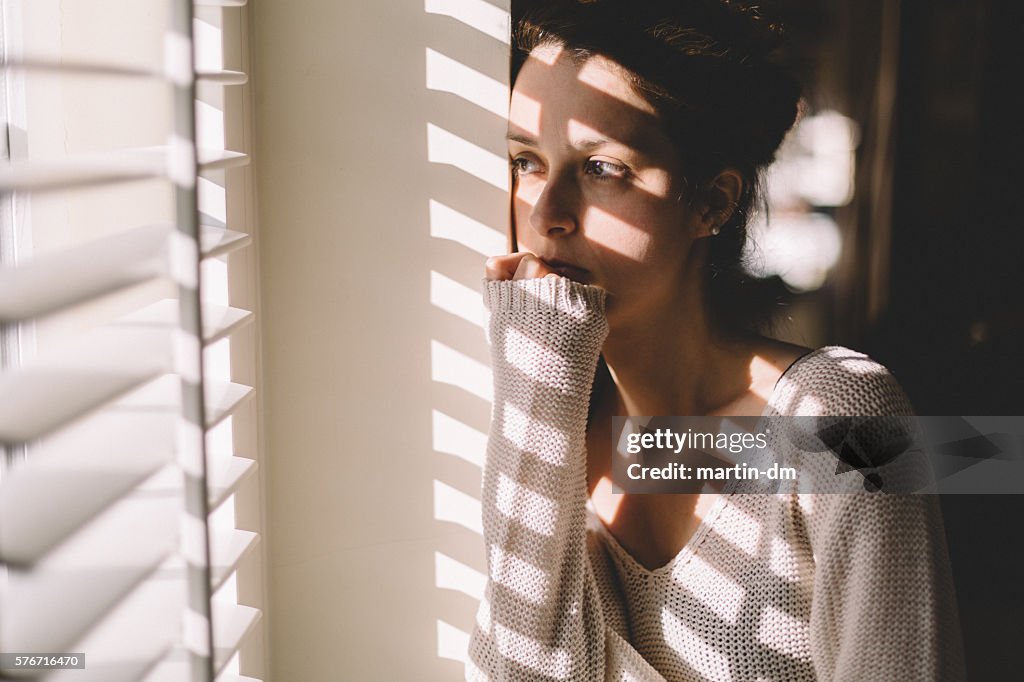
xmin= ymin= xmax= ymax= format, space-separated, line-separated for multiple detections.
xmin=466 ymin=276 xmax=965 ymax=682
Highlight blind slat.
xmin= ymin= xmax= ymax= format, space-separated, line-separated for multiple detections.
xmin=208 ymin=456 xmax=257 ymax=512
xmin=199 ymin=149 xmax=250 ymax=172
xmin=0 ymin=224 xmax=169 ymax=323
xmin=0 ymin=412 xmax=175 ymax=564
xmin=0 ymin=365 xmax=165 ymax=445
xmin=44 ymin=556 xmax=187 ymax=682
xmin=0 ymin=320 xmax=174 ymax=446
xmin=0 ymin=159 xmax=164 ymax=193
xmin=197 ymin=69 xmax=248 ymax=85
xmin=116 ymin=298 xmax=254 ymax=346
xmin=0 ymin=59 xmax=153 ymax=78
xmin=0 ymin=60 xmax=247 ymax=86
xmin=0 ymin=146 xmax=249 ymax=194
xmin=143 ymin=650 xmax=262 ymax=682
xmin=138 ymin=652 xmax=189 ymax=682
xmin=200 ymin=225 xmax=252 ymax=260
xmin=0 ymin=469 xmax=181 ymax=651
xmin=207 ymin=382 xmax=255 ymax=429
xmin=212 ymin=603 xmax=261 ymax=678
xmin=115 ymin=374 xmax=254 ymax=428
xmin=210 ymin=528 xmax=259 ymax=594
xmin=1 ymin=1 xmax=263 ymax=677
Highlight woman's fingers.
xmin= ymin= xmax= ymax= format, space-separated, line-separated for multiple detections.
xmin=484 ymin=253 xmax=527 ymax=281
xmin=485 ymin=253 xmax=559 ymax=281
xmin=513 ymin=254 xmax=558 ymax=280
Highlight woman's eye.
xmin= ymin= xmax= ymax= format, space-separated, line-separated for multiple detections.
xmin=584 ymin=159 xmax=629 ymax=180
xmin=510 ymin=156 xmax=541 ymax=175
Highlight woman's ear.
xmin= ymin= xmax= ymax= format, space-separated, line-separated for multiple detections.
xmin=697 ymin=169 xmax=744 ymax=237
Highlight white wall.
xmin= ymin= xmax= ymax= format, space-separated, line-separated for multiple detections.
xmin=252 ymin=1 xmax=510 ymax=678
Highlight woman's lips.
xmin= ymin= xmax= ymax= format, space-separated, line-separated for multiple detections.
xmin=541 ymin=258 xmax=591 ymax=283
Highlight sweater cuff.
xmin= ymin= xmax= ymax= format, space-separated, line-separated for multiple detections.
xmin=481 ymin=276 xmax=607 ymax=318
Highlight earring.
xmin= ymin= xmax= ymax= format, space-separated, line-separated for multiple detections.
xmin=710 ymin=225 xmax=721 ymax=236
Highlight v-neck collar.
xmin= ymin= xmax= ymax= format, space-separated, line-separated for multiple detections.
xmin=588 ymin=346 xmax=834 ymax=576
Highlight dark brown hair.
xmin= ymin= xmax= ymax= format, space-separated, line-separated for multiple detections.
xmin=512 ymin=0 xmax=802 ymax=333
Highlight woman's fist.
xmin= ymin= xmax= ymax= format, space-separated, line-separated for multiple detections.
xmin=484 ymin=253 xmax=560 ymax=281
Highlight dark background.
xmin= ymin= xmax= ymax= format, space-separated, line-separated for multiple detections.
xmin=874 ymin=2 xmax=1023 ymax=678
xmin=514 ymin=1 xmax=1023 ymax=678
xmin=804 ymin=2 xmax=1023 ymax=677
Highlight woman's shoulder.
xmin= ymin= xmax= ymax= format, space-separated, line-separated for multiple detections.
xmin=769 ymin=345 xmax=915 ymax=417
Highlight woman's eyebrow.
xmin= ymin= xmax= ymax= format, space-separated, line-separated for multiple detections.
xmin=507 ymin=131 xmax=632 ymax=152
xmin=572 ymin=138 xmax=614 ymax=150
xmin=507 ymin=129 xmax=661 ymax=164
xmin=506 ymin=131 xmax=538 ymax=146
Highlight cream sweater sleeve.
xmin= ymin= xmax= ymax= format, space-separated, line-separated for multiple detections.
xmin=805 ymin=492 xmax=965 ymax=681
xmin=789 ymin=351 xmax=967 ymax=681
xmin=466 ymin=275 xmax=610 ymax=681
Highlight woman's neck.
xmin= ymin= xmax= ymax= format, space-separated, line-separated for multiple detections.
xmin=601 ymin=291 xmax=753 ymax=418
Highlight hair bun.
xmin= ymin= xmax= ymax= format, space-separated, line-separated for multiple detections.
xmin=611 ymin=0 xmax=788 ymax=63
xmin=716 ymin=0 xmax=788 ymax=60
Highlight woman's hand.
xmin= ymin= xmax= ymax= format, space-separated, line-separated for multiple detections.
xmin=484 ymin=252 xmax=560 ymax=281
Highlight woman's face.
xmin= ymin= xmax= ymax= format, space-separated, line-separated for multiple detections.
xmin=508 ymin=44 xmax=708 ymax=324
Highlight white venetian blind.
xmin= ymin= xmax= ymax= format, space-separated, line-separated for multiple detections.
xmin=0 ymin=1 xmax=263 ymax=680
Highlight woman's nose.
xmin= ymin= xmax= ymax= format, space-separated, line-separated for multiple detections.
xmin=529 ymin=172 xmax=578 ymax=238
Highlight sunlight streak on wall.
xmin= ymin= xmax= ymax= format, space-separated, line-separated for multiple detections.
xmin=431 ymin=339 xmax=492 ymax=402
xmin=426 ymin=48 xmax=509 ymax=118
xmin=429 ymin=199 xmax=505 ymax=257
xmin=424 ymin=0 xmax=511 ymax=44
xmin=432 ymin=409 xmax=486 ymax=468
xmin=435 ymin=551 xmax=486 ymax=600
xmin=427 ymin=123 xmax=509 ymax=191
xmin=437 ymin=618 xmax=473 ymax=663
xmin=431 ymin=270 xmax=485 ymax=328
xmin=433 ymin=479 xmax=483 ymax=535
xmin=425 ymin=1 xmax=510 ymax=674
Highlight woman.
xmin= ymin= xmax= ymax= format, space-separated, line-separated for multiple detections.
xmin=468 ymin=1 xmax=964 ymax=680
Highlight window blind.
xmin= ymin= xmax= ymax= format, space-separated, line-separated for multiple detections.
xmin=0 ymin=1 xmax=261 ymax=680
